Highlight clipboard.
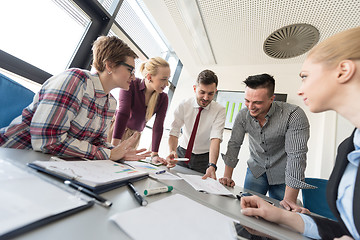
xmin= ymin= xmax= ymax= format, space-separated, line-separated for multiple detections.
xmin=28 ymin=160 xmax=149 ymax=194
xmin=0 ymin=160 xmax=94 ymax=240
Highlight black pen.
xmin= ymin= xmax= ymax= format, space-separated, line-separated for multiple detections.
xmin=64 ymin=180 xmax=112 ymax=208
xmin=127 ymin=182 xmax=148 ymax=206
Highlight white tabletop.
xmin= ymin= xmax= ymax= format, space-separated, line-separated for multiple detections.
xmin=0 ymin=148 xmax=309 ymax=240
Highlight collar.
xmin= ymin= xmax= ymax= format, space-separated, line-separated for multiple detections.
xmin=347 ymin=128 xmax=360 ymax=166
xmin=266 ymin=102 xmax=276 ymax=118
xmin=90 ymin=72 xmax=107 ymax=98
xmin=192 ymin=97 xmax=211 ymax=110
xmin=248 ymin=102 xmax=275 ymax=121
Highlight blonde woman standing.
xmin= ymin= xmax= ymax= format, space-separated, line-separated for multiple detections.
xmin=111 ymin=57 xmax=171 ymax=163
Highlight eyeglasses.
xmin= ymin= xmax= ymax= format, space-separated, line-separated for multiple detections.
xmin=119 ymin=62 xmax=135 ymax=75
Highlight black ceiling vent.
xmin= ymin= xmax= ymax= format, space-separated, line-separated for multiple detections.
xmin=263 ymin=24 xmax=320 ymax=59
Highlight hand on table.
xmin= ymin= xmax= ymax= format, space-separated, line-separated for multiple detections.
xmin=280 ymin=199 xmax=310 ymax=214
xmin=202 ymin=166 xmax=216 ymax=180
xmin=165 ymin=151 xmax=178 ymax=168
xmin=151 ymin=155 xmax=166 ymax=165
xmin=240 ymin=195 xmax=282 ymax=222
xmin=219 ymin=177 xmax=235 ymax=187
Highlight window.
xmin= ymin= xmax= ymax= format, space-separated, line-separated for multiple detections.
xmin=0 ymin=0 xmax=90 ymax=75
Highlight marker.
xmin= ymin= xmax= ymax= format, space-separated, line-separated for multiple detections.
xmin=64 ymin=180 xmax=112 ymax=207
xmin=128 ymin=182 xmax=148 ymax=206
xmin=155 ymin=170 xmax=166 ymax=174
xmin=173 ymin=158 xmax=189 ymax=161
xmin=144 ymin=186 xmax=173 ymax=196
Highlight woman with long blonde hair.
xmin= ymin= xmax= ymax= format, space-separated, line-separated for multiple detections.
xmin=110 ymin=57 xmax=170 ymax=162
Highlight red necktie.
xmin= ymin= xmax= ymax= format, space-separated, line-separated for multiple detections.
xmin=185 ymin=107 xmax=203 ymax=162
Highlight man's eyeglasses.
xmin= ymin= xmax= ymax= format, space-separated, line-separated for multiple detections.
xmin=119 ymin=62 xmax=135 ymax=75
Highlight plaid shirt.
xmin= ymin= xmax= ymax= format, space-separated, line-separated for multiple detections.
xmin=0 ymin=68 xmax=116 ymax=159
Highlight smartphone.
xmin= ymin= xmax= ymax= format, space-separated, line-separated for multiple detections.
xmin=232 ymin=222 xmax=278 ymax=240
xmin=236 ymin=191 xmax=275 ymax=206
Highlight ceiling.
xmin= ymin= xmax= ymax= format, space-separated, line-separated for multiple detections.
xmin=146 ymin=0 xmax=360 ymax=67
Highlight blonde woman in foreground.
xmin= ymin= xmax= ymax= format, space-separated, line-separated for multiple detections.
xmin=241 ymin=27 xmax=360 ymax=240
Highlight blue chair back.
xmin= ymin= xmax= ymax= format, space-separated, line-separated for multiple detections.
xmin=302 ymin=178 xmax=336 ymax=220
xmin=0 ymin=73 xmax=35 ymax=128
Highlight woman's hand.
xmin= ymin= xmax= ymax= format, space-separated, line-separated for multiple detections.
xmin=123 ymin=148 xmax=151 ymax=161
xmin=241 ymin=195 xmax=284 ymax=223
xmin=241 ymin=195 xmax=305 ymax=234
xmin=109 ymin=133 xmax=150 ymax=160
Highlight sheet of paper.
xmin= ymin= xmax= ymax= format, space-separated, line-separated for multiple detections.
xmin=110 ymin=194 xmax=236 ymax=240
xmin=177 ymin=173 xmax=234 ymax=196
xmin=0 ymin=160 xmax=89 ymax=236
xmin=125 ymin=161 xmax=182 ymax=180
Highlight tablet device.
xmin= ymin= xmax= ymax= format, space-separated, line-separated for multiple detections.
xmin=232 ymin=222 xmax=278 ymax=240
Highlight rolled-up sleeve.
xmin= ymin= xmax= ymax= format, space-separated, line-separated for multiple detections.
xmin=169 ymin=102 xmax=184 ymax=138
xmin=210 ymin=106 xmax=226 ymax=141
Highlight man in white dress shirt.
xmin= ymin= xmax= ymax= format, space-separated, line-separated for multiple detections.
xmin=165 ymin=70 xmax=226 ymax=179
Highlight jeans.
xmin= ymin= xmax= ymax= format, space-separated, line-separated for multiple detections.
xmin=243 ymin=168 xmax=285 ymax=201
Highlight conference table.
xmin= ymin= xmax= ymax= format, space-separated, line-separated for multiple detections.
xmin=0 ymin=148 xmax=309 ymax=240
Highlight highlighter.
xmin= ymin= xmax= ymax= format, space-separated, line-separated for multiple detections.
xmin=144 ymin=186 xmax=173 ymax=196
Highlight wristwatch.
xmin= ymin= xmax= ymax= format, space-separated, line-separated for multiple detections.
xmin=207 ymin=163 xmax=217 ymax=171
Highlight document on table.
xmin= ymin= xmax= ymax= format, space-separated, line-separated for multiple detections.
xmin=124 ymin=161 xmax=182 ymax=180
xmin=177 ymin=173 xmax=234 ymax=196
xmin=110 ymin=194 xmax=236 ymax=240
xmin=28 ymin=160 xmax=148 ymax=193
xmin=0 ymin=159 xmax=93 ymax=239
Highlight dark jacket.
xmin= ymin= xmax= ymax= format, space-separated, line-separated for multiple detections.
xmin=310 ymin=130 xmax=360 ymax=239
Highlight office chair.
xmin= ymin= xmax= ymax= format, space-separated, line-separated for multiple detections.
xmin=0 ymin=73 xmax=35 ymax=128
xmin=302 ymin=178 xmax=336 ymax=221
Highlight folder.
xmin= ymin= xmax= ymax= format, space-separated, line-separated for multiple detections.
xmin=0 ymin=159 xmax=94 ymax=240
xmin=28 ymin=160 xmax=149 ymax=194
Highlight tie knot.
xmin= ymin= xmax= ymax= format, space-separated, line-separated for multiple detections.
xmin=198 ymin=107 xmax=204 ymax=112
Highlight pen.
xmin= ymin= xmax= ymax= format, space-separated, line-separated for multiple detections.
xmin=127 ymin=182 xmax=148 ymax=206
xmin=155 ymin=170 xmax=166 ymax=174
xmin=64 ymin=180 xmax=112 ymax=208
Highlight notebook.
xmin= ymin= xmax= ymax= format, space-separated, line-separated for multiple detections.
xmin=28 ymin=160 xmax=149 ymax=194
xmin=0 ymin=159 xmax=93 ymax=240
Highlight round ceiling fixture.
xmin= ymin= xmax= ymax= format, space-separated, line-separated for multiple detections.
xmin=263 ymin=23 xmax=320 ymax=59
